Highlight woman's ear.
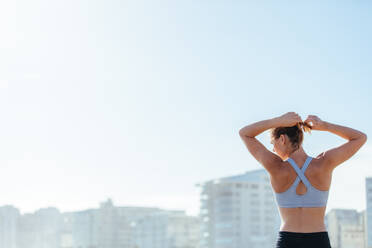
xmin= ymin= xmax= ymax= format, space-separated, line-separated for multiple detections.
xmin=280 ymin=134 xmax=289 ymax=145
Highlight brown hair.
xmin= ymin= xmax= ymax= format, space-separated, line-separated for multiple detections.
xmin=270 ymin=122 xmax=312 ymax=152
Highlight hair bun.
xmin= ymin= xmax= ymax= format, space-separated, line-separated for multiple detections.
xmin=299 ymin=122 xmax=312 ymax=134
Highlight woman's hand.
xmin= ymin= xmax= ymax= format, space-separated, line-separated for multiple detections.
xmin=275 ymin=112 xmax=303 ymax=127
xmin=304 ymin=115 xmax=328 ymax=131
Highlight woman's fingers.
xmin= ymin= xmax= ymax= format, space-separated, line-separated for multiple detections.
xmin=303 ymin=115 xmax=326 ymax=130
xmin=304 ymin=116 xmax=312 ymax=123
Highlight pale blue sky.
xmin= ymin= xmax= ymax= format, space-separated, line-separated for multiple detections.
xmin=0 ymin=1 xmax=371 ymax=215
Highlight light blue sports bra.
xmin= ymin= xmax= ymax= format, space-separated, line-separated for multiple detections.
xmin=274 ymin=156 xmax=329 ymax=208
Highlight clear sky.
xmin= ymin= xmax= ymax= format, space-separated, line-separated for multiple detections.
xmin=0 ymin=1 xmax=371 ymax=215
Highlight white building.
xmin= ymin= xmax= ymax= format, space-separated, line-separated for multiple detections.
xmin=34 ymin=207 xmax=62 ymax=248
xmin=366 ymin=177 xmax=372 ymax=248
xmin=197 ymin=169 xmax=280 ymax=248
xmin=134 ymin=210 xmax=201 ymax=248
xmin=95 ymin=198 xmax=136 ymax=248
xmin=17 ymin=213 xmax=38 ymax=248
xmin=0 ymin=205 xmax=20 ymax=248
xmin=326 ymin=208 xmax=365 ymax=248
xmin=17 ymin=207 xmax=62 ymax=248
xmin=117 ymin=205 xmax=166 ymax=248
xmin=60 ymin=209 xmax=98 ymax=248
xmin=58 ymin=199 xmax=175 ymax=248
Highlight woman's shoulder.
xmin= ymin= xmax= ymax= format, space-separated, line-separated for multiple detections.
xmin=312 ymin=153 xmax=333 ymax=173
xmin=275 ymin=154 xmax=329 ymax=176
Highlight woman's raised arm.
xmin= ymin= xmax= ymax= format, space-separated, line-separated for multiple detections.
xmin=304 ymin=115 xmax=368 ymax=171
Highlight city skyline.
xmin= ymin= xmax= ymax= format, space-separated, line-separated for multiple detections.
xmin=1 ymin=175 xmax=370 ymax=248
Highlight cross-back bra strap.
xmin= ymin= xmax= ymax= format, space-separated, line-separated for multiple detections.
xmin=286 ymin=156 xmax=312 ymax=187
xmin=301 ymin=156 xmax=313 ymax=173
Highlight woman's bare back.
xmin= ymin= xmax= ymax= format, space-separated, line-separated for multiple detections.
xmin=270 ymin=155 xmax=333 ymax=232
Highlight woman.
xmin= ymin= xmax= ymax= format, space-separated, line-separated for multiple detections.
xmin=239 ymin=112 xmax=367 ymax=248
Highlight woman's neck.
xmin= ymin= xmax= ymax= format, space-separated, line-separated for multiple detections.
xmin=286 ymin=146 xmax=308 ymax=161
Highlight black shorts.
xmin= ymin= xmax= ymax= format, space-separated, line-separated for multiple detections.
xmin=275 ymin=231 xmax=332 ymax=248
